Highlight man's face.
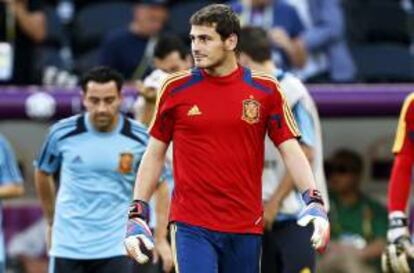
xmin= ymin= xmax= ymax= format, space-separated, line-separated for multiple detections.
xmin=190 ymin=24 xmax=235 ymax=69
xmin=133 ymin=5 xmax=168 ymax=36
xmin=83 ymin=81 xmax=122 ymax=132
xmin=329 ymin=171 xmax=359 ymax=195
xmin=154 ymin=51 xmax=190 ymax=73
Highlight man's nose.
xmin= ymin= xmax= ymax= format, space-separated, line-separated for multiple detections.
xmin=97 ymin=102 xmax=108 ymax=112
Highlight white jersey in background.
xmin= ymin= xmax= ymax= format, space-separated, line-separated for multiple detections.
xmin=262 ymin=70 xmax=328 ymax=220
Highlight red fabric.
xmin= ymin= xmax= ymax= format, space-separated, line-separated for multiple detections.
xmin=389 ymin=99 xmax=414 ymax=212
xmin=150 ymin=66 xmax=298 ymax=234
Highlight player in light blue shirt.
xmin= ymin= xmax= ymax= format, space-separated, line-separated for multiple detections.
xmin=0 ymin=134 xmax=24 ymax=273
xmin=34 ymin=67 xmax=168 ymax=273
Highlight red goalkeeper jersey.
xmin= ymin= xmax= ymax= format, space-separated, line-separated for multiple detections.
xmin=150 ymin=66 xmax=300 ymax=234
xmin=389 ymin=93 xmax=414 ymax=212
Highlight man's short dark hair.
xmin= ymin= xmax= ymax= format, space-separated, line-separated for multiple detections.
xmin=328 ymin=149 xmax=364 ymax=176
xmin=239 ymin=26 xmax=272 ymax=63
xmin=81 ymin=66 xmax=124 ymax=94
xmin=154 ymin=34 xmax=188 ymax=60
xmin=190 ymin=4 xmax=240 ymax=43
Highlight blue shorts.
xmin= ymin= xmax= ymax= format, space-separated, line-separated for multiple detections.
xmin=170 ymin=222 xmax=262 ymax=273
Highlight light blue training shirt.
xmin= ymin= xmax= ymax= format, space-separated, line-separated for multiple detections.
xmin=35 ymin=113 xmax=150 ymax=259
xmin=0 ymin=134 xmax=23 ymax=262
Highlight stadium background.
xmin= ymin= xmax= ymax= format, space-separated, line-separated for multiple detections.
xmin=1 ymin=0 xmax=413 ymax=272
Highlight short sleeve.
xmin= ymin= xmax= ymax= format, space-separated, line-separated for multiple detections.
xmin=292 ymin=102 xmax=315 ymax=147
xmin=0 ymin=136 xmax=23 ymax=185
xmin=267 ymin=82 xmax=301 ymax=146
xmin=149 ymin=79 xmax=175 ymax=143
xmin=35 ymin=126 xmax=63 ymax=174
xmin=392 ymin=94 xmax=414 ymax=155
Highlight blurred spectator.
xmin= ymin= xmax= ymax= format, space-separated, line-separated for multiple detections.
xmin=0 ymin=0 xmax=46 ymax=85
xmin=0 ymin=134 xmax=25 ymax=271
xmin=230 ymin=0 xmax=307 ymax=70
xmin=152 ymin=34 xmax=191 ymax=74
xmin=286 ymin=0 xmax=356 ymax=82
xmin=98 ymin=0 xmax=168 ymax=81
xmin=135 ymin=34 xmax=191 ymax=127
xmin=318 ymin=149 xmax=386 ymax=273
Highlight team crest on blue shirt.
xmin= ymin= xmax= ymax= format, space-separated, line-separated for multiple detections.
xmin=242 ymin=96 xmax=260 ymax=124
xmin=118 ymin=152 xmax=134 ymax=174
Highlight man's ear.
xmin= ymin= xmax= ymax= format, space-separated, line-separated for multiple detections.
xmin=225 ymin=33 xmax=238 ymax=51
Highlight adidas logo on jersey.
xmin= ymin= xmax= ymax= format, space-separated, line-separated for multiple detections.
xmin=72 ymin=155 xmax=83 ymax=164
xmin=187 ymin=105 xmax=202 ymax=116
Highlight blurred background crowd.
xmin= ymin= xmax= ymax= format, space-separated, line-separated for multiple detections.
xmin=1 ymin=0 xmax=414 ymax=87
xmin=1 ymin=0 xmax=413 ymax=273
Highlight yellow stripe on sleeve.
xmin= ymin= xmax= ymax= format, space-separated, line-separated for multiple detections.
xmin=148 ymin=71 xmax=191 ymax=131
xmin=392 ymin=93 xmax=414 ymax=153
xmin=251 ymin=73 xmax=301 ymax=137
xmin=283 ymin=98 xmax=301 ymax=137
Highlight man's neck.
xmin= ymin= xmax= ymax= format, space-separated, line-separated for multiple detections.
xmin=91 ymin=113 xmax=120 ymax=132
xmin=204 ymin=54 xmax=238 ymax=77
xmin=250 ymin=60 xmax=277 ymax=75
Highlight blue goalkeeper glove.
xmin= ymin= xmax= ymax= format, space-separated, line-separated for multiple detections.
xmin=297 ymin=189 xmax=330 ymax=252
xmin=124 ymin=200 xmax=154 ymax=264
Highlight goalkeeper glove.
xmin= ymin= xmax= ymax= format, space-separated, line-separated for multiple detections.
xmin=382 ymin=211 xmax=414 ymax=273
xmin=297 ymin=189 xmax=330 ymax=252
xmin=124 ymin=200 xmax=154 ymax=264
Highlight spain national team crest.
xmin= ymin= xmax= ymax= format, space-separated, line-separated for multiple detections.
xmin=118 ymin=152 xmax=134 ymax=174
xmin=242 ymin=96 xmax=260 ymax=124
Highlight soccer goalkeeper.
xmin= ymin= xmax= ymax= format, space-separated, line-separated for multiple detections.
xmin=382 ymin=93 xmax=414 ymax=273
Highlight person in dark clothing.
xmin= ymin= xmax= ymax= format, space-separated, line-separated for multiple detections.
xmin=98 ymin=0 xmax=168 ymax=81
xmin=0 ymin=0 xmax=46 ymax=85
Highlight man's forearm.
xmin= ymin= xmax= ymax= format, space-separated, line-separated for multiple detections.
xmin=0 ymin=184 xmax=24 ymax=199
xmin=133 ymin=137 xmax=168 ymax=201
xmin=154 ymin=182 xmax=170 ymax=240
xmin=13 ymin=3 xmax=46 ymax=42
xmin=267 ymin=144 xmax=314 ymax=207
xmin=34 ymin=170 xmax=56 ymax=224
xmin=286 ymin=39 xmax=307 ymax=69
xmin=279 ymin=139 xmax=316 ymax=193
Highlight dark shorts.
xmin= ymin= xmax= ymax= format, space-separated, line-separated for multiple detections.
xmin=49 ymin=256 xmax=133 ymax=273
xmin=170 ymin=222 xmax=262 ymax=273
xmin=262 ymin=220 xmax=315 ymax=273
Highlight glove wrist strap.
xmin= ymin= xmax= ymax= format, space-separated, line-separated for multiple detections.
xmin=302 ymin=189 xmax=324 ymax=206
xmin=129 ymin=199 xmax=150 ymax=223
xmin=389 ymin=211 xmax=408 ymax=229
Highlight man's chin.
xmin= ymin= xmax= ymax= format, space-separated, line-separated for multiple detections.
xmin=93 ymin=120 xmax=112 ymax=132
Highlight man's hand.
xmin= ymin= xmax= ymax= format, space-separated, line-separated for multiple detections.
xmin=297 ymin=189 xmax=330 ymax=252
xmin=382 ymin=211 xmax=414 ymax=273
xmin=124 ymin=200 xmax=155 ymax=264
xmin=263 ymin=199 xmax=280 ymax=231
xmin=155 ymin=237 xmax=174 ymax=272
